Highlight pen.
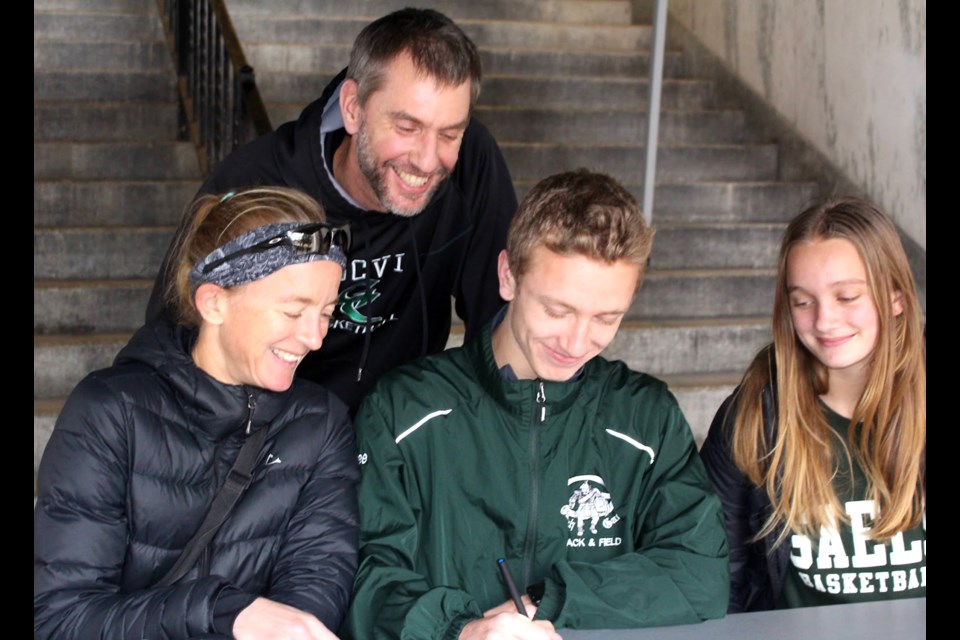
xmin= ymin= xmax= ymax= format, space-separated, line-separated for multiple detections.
xmin=497 ymin=557 xmax=528 ymax=617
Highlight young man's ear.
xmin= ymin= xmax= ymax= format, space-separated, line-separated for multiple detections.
xmin=497 ymin=250 xmax=517 ymax=302
xmin=194 ymin=283 xmax=228 ymax=326
xmin=339 ymin=79 xmax=362 ymax=135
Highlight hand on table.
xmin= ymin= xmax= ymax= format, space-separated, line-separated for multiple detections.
xmin=233 ymin=597 xmax=339 ymax=640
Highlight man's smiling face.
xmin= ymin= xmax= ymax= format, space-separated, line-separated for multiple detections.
xmin=341 ymin=51 xmax=472 ymax=216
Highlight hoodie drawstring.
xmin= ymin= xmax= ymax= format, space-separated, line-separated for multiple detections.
xmin=354 ymin=219 xmax=429 ymax=384
xmin=408 ymin=220 xmax=429 ymax=358
xmin=356 ymin=216 xmax=372 ymax=383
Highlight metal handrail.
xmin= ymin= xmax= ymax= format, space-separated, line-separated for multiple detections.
xmin=156 ymin=0 xmax=273 ymax=178
xmin=642 ymin=0 xmax=668 ymax=226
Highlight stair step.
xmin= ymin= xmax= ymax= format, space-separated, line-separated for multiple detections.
xmin=34 ymin=179 xmax=811 ymax=229
xmin=35 ymin=400 xmax=60 ymax=476
xmin=483 ymin=108 xmax=747 ymax=145
xmin=36 ymin=0 xmax=156 ymax=12
xmin=34 ymin=180 xmax=200 ymax=226
xmin=243 ymin=43 xmax=685 ymax=79
xmin=641 ymin=182 xmax=820 ymax=223
xmin=649 ymin=223 xmax=784 ymax=269
xmin=661 ymin=374 xmax=741 ymax=447
xmin=265 ymin=104 xmax=745 ymax=146
xmin=226 ymin=0 xmax=635 ymax=26
xmin=34 ymin=103 xmax=181 ymax=141
xmin=231 ymin=15 xmax=653 ymax=52
xmin=481 ymin=46 xmax=684 ymax=78
xmin=631 ymin=269 xmax=777 ymax=318
xmin=609 ymin=317 xmax=770 ymax=376
xmin=35 ymin=333 xmax=129 ymax=399
xmin=463 ymin=20 xmax=651 ymax=52
xmin=34 ymin=10 xmax=164 ymax=41
xmin=35 ymin=70 xmax=179 ymax=102
xmin=35 ymin=225 xmax=175 ymax=280
xmin=512 ymin=181 xmax=819 ymax=223
xmin=483 ymin=76 xmax=715 ymax=110
xmin=501 ymin=142 xmax=778 ymax=184
xmin=34 ymin=41 xmax=172 ymax=71
xmin=256 ymin=74 xmax=716 ymax=111
xmin=34 ymin=142 xmax=199 ymax=180
xmin=34 ymin=279 xmax=152 ymax=334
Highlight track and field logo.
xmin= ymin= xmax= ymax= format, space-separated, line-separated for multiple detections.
xmin=561 ymin=475 xmax=623 ymax=549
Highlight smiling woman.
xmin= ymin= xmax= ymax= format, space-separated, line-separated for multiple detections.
xmin=700 ymin=197 xmax=926 ymax=613
xmin=34 ymin=187 xmax=360 ymax=640
xmin=178 ymin=198 xmax=348 ymax=393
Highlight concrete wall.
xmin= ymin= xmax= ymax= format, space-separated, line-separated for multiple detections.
xmin=641 ymin=0 xmax=925 ymax=255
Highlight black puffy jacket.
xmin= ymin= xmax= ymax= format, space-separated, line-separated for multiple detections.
xmin=34 ymin=320 xmax=360 ymax=639
xmin=699 ymin=381 xmax=789 ymax=613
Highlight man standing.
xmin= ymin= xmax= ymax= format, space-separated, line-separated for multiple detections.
xmin=146 ymin=8 xmax=517 ymax=414
xmin=342 ymin=170 xmax=729 ymax=639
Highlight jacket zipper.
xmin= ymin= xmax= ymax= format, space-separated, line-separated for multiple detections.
xmin=201 ymin=388 xmax=257 ymax=578
xmin=244 ymin=389 xmax=257 ymax=434
xmin=522 ymin=381 xmax=546 ymax=586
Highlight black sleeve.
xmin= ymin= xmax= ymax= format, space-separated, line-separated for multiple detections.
xmin=699 ymin=390 xmax=763 ymax=613
xmin=451 ymin=119 xmax=517 ymax=340
xmin=34 ymin=377 xmax=235 ymax=639
xmin=266 ymin=398 xmax=360 ymax=630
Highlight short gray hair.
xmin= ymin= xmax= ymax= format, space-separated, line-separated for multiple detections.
xmin=347 ymin=7 xmax=482 ymax=107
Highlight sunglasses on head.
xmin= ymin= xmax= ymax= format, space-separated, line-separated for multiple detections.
xmin=202 ymin=222 xmax=351 ymax=275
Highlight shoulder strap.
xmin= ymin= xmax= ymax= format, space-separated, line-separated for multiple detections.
xmin=155 ymin=425 xmax=270 ymax=587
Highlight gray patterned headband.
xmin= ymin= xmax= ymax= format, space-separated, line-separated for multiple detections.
xmin=188 ymin=222 xmax=350 ymax=291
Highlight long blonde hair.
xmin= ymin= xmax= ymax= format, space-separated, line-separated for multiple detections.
xmin=731 ymin=197 xmax=925 ymax=544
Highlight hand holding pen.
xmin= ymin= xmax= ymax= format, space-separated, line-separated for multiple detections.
xmin=451 ymin=559 xmax=563 ymax=640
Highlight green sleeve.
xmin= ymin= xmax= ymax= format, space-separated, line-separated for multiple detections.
xmin=537 ymin=399 xmax=730 ymax=628
xmin=340 ymin=392 xmax=484 ymax=640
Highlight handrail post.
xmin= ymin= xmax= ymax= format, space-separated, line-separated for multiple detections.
xmin=642 ymin=0 xmax=668 ymax=226
xmin=157 ymin=0 xmax=273 ymax=178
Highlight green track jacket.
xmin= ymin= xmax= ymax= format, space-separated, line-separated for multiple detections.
xmin=341 ymin=323 xmax=729 ymax=639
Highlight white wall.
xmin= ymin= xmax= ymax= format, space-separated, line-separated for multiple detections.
xmin=665 ymin=0 xmax=925 ymax=251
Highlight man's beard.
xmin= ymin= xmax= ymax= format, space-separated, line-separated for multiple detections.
xmin=355 ymin=123 xmax=449 ymax=217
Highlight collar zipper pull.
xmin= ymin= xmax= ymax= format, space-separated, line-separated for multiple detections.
xmin=536 ymin=381 xmax=546 ymax=423
xmin=244 ymin=390 xmax=257 ymax=435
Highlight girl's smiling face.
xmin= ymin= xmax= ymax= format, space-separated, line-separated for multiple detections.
xmin=786 ymin=237 xmax=887 ymax=380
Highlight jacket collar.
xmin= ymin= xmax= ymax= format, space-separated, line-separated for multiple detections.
xmin=466 ymin=311 xmax=588 ymax=422
xmin=114 ymin=320 xmax=287 ymax=440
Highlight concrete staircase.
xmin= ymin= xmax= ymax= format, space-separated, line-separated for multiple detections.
xmin=34 ymin=0 xmax=201 ymax=488
xmin=34 ymin=0 xmax=823 ymax=497
xmin=225 ymin=0 xmax=820 ymax=442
